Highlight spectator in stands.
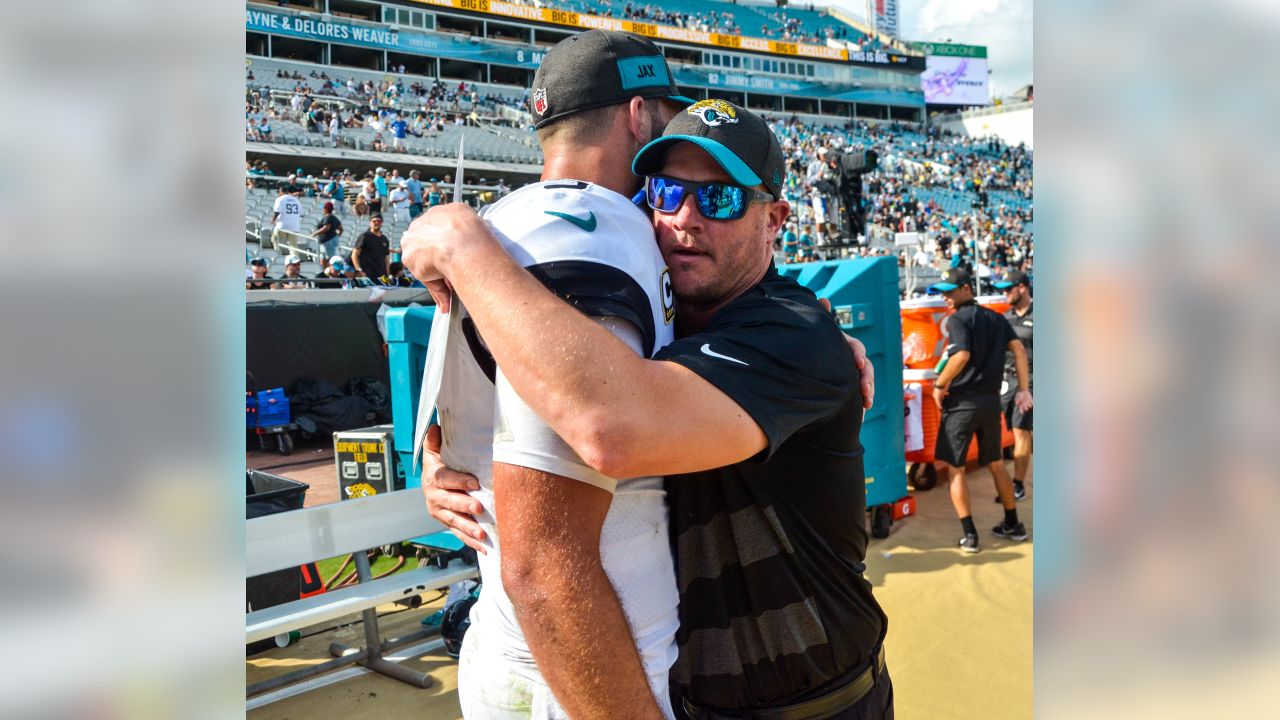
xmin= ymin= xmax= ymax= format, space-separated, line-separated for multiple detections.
xmin=390 ymin=114 xmax=409 ymax=151
xmin=307 ymin=102 xmax=325 ymax=133
xmin=406 ymin=169 xmax=425 ymax=220
xmin=328 ymin=112 xmax=340 ymax=148
xmin=322 ymin=174 xmax=347 ymax=216
xmin=246 ymin=258 xmax=276 ymax=290
xmin=362 ymin=177 xmax=382 ymax=215
xmin=379 ymin=261 xmax=413 ymax=288
xmin=312 ymin=201 xmax=344 ymax=259
xmin=317 ymin=256 xmax=352 ymax=289
xmin=389 ymin=180 xmax=412 ymax=226
xmin=278 ymin=255 xmax=307 ymax=290
xmin=254 ymin=113 xmax=271 ymax=141
xmin=354 ymin=192 xmax=370 ymax=219
xmin=352 ymin=214 xmax=390 ymax=280
xmin=781 ymin=222 xmax=798 ymax=260
xmin=374 ymin=167 xmax=389 ymax=205
xmin=426 ymin=179 xmax=444 ymax=208
xmin=271 ymin=184 xmax=302 ymax=247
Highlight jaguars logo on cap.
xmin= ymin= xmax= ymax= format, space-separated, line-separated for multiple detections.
xmin=687 ymin=99 xmax=738 ymax=127
xmin=533 ymin=88 xmax=548 ymax=116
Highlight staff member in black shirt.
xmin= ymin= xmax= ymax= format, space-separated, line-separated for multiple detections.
xmin=994 ymin=269 xmax=1034 ymax=502
xmin=931 ymin=267 xmax=1033 ymax=553
xmin=352 ymin=213 xmax=390 ymax=280
xmin=406 ymin=100 xmax=892 ymax=719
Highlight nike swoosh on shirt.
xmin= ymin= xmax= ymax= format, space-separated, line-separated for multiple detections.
xmin=700 ymin=344 xmax=748 ymax=366
xmin=543 ymin=210 xmax=597 ymax=232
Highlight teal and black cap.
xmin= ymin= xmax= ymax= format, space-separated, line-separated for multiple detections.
xmin=531 ymin=30 xmax=694 ymax=129
xmin=631 ymin=99 xmax=786 ymax=198
xmin=993 ymin=269 xmax=1030 ymax=289
xmin=930 ymin=267 xmax=974 ymax=293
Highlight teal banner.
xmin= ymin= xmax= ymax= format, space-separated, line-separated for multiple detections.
xmin=247 ymin=8 xmax=547 ymax=68
xmin=673 ymin=68 xmax=924 ymax=107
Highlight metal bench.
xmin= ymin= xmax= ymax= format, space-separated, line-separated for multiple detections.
xmin=246 ymin=488 xmax=478 ymax=698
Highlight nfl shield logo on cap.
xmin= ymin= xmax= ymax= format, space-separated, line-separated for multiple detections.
xmin=532 ymin=88 xmax=548 ymax=116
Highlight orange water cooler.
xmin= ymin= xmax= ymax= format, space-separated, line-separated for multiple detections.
xmin=901 ymin=297 xmax=1015 ymax=490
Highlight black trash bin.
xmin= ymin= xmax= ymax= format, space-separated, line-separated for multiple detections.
xmin=247 ymin=470 xmax=310 ymax=654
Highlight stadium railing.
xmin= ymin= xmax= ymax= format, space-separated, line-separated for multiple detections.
xmin=269 ymin=228 xmax=324 ymax=262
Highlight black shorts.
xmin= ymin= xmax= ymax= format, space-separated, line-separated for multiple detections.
xmin=1001 ymin=382 xmax=1033 ymax=431
xmin=935 ymin=393 xmax=1002 ymax=467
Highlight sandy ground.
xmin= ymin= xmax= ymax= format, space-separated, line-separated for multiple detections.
xmin=246 ymin=451 xmax=1032 ymax=720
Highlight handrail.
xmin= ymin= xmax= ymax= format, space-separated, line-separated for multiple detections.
xmin=267 ymin=228 xmax=322 ymax=259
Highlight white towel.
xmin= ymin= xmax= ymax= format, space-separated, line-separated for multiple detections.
xmin=904 ymin=383 xmax=924 ymax=453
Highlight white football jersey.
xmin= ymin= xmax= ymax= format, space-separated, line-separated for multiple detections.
xmin=272 ymin=194 xmax=301 ymax=233
xmin=416 ymin=180 xmax=679 ymax=703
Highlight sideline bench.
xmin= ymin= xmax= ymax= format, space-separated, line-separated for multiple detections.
xmin=246 ymin=488 xmax=479 ymax=697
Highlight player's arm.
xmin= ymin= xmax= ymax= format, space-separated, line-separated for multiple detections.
xmin=494 ymin=463 xmax=664 ymax=720
xmin=1008 ymin=338 xmax=1033 ymax=411
xmin=401 ymin=206 xmax=764 ymax=478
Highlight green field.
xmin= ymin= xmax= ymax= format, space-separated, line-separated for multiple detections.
xmin=313 ymin=544 xmax=420 ymax=589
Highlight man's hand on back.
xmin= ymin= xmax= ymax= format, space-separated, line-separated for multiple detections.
xmin=819 ymin=298 xmax=874 ymax=410
xmin=420 ymin=424 xmax=489 ymax=553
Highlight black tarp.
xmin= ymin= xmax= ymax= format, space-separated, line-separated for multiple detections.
xmin=246 ymin=301 xmax=390 ymax=393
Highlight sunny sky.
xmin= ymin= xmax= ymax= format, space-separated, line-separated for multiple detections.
xmin=825 ymin=0 xmax=1033 ymax=98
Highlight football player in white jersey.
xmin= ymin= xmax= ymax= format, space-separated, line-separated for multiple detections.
xmin=413 ymin=30 xmax=692 ymax=720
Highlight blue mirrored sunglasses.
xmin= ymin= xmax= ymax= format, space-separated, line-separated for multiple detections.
xmin=645 ymin=175 xmax=775 ymax=221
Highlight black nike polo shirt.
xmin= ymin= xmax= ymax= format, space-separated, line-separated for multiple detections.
xmin=654 ymin=264 xmax=887 ymax=709
xmin=943 ymin=299 xmax=1016 ymax=396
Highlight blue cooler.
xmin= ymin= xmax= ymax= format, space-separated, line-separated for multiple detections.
xmin=779 ymin=258 xmax=906 ymax=538
xmin=383 ymin=305 xmax=459 ymax=550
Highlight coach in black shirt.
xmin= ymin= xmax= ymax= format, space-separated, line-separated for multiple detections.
xmin=407 ymin=100 xmax=892 ymax=718
xmin=931 ymin=267 xmax=1033 ymax=553
xmin=994 ymin=269 xmax=1034 ymax=502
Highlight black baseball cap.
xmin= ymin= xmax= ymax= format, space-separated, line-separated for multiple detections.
xmin=993 ymin=269 xmax=1030 ymax=289
xmin=930 ymin=267 xmax=973 ymax=293
xmin=531 ymin=30 xmax=694 ymax=129
xmin=631 ymin=100 xmax=786 ymax=198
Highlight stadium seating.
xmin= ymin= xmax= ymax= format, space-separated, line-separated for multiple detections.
xmin=247 ymin=49 xmax=1032 ymax=276
xmin=248 ymin=57 xmax=526 ymax=108
xmin=246 ymin=184 xmax=459 ymax=257
xmin=555 ymin=0 xmax=868 ymax=44
xmin=255 ymin=114 xmax=543 ymax=164
xmin=910 ymin=187 xmax=974 ymax=215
